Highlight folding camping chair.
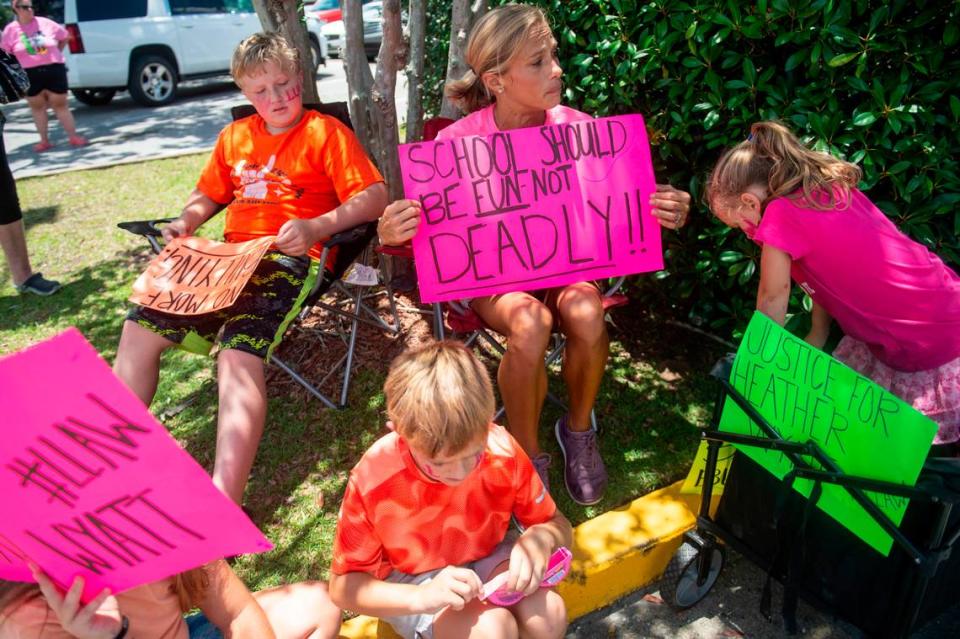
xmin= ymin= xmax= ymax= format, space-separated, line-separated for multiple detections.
xmin=437 ymin=279 xmax=628 ymax=429
xmin=662 ymin=355 xmax=960 ymax=638
xmin=118 ymin=102 xmax=400 ymax=410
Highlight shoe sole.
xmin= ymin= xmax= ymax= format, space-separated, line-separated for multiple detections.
xmin=18 ymin=285 xmax=61 ymax=296
xmin=555 ymin=418 xmax=603 ymax=506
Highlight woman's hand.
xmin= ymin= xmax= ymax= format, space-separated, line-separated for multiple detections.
xmin=32 ymin=566 xmax=123 ymax=639
xmin=377 ymin=199 xmax=422 ymax=246
xmin=650 ymin=184 xmax=691 ymax=230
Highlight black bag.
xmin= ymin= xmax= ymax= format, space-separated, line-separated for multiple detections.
xmin=0 ymin=49 xmax=29 ymax=104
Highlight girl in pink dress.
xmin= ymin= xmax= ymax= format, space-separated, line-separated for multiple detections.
xmin=707 ymin=120 xmax=960 ymax=445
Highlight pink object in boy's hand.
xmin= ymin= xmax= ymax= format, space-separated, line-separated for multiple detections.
xmin=480 ymin=547 xmax=573 ymax=607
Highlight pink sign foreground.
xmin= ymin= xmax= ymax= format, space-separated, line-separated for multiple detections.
xmin=0 ymin=329 xmax=273 ymax=601
xmin=400 ymin=114 xmax=661 ymax=302
xmin=129 ymin=235 xmax=275 ymax=315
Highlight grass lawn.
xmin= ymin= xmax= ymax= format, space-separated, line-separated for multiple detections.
xmin=0 ymin=154 xmax=727 ymax=592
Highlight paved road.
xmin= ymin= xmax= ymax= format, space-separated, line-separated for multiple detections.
xmin=3 ymin=58 xmax=406 ymax=180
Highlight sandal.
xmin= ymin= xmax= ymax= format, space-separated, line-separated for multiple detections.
xmin=68 ymin=135 xmax=89 ymax=147
xmin=33 ymin=141 xmax=54 ymax=152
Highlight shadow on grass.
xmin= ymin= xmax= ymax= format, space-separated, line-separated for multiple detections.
xmin=21 ymin=205 xmax=60 ymax=230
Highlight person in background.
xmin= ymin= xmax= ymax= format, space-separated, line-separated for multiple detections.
xmin=376 ymin=3 xmax=692 ymax=506
xmin=0 ymin=108 xmax=59 ymax=295
xmin=1 ymin=1 xmax=87 ymax=152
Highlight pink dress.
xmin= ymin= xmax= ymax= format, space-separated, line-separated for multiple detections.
xmin=754 ymin=189 xmax=960 ymax=443
xmin=1 ymin=17 xmax=67 ymax=68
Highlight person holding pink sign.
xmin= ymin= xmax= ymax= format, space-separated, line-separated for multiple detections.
xmin=112 ymin=33 xmax=387 ymax=505
xmin=707 ymin=120 xmax=960 ymax=445
xmin=377 ymin=3 xmax=691 ymax=505
xmin=0 ymin=559 xmax=341 ymax=638
xmin=330 ymin=341 xmax=572 ymax=639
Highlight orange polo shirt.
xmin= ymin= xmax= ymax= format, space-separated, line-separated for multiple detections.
xmin=332 ymin=424 xmax=557 ymax=579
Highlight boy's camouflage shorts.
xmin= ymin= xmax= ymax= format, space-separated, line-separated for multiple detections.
xmin=127 ymin=250 xmax=318 ymax=360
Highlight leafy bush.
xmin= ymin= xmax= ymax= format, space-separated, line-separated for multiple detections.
xmin=484 ymin=0 xmax=960 ymax=337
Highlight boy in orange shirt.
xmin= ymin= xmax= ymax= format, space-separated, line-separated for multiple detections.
xmin=329 ymin=341 xmax=571 ymax=639
xmin=113 ymin=32 xmax=387 ymax=505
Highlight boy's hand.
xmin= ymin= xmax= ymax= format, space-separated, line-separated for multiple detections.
xmin=414 ymin=566 xmax=482 ymax=614
xmin=506 ymin=528 xmax=553 ymax=596
xmin=31 ymin=566 xmax=123 ymax=639
xmin=377 ymin=199 xmax=422 ymax=246
xmin=650 ymin=183 xmax=691 ymax=230
xmin=275 ymin=218 xmax=319 ymax=256
xmin=162 ymin=217 xmax=193 ymax=243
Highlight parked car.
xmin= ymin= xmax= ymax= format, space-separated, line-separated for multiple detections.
xmin=322 ymin=1 xmax=386 ymax=60
xmin=305 ymin=0 xmax=342 ymax=24
xmin=55 ymin=0 xmax=327 ymax=107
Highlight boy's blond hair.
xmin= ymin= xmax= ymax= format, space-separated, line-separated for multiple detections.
xmin=231 ymin=31 xmax=301 ymax=84
xmin=384 ymin=340 xmax=494 ymax=457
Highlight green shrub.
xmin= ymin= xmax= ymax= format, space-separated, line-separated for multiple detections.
xmin=486 ymin=0 xmax=960 ymax=337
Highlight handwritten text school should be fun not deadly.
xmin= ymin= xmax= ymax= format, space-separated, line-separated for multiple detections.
xmin=400 ymin=115 xmax=662 ymax=302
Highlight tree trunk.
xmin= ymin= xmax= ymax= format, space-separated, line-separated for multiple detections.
xmin=405 ymin=0 xmax=426 ymax=142
xmin=342 ymin=1 xmax=379 ymax=163
xmin=251 ymin=0 xmax=320 ymax=104
xmin=372 ymin=0 xmax=405 ymax=200
xmin=439 ymin=0 xmax=488 ymax=119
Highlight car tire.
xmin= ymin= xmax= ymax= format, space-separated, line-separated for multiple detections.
xmin=128 ymin=54 xmax=177 ymax=107
xmin=309 ymin=36 xmax=323 ymax=74
xmin=71 ymin=88 xmax=116 ymax=106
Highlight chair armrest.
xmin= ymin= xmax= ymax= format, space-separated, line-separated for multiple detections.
xmin=117 ymin=218 xmax=176 ymax=238
xmin=326 ymin=220 xmax=377 ymax=249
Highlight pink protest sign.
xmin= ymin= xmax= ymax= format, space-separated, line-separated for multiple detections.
xmin=0 ymin=328 xmax=273 ymax=600
xmin=400 ymin=114 xmax=661 ymax=302
xmin=129 ymin=235 xmax=275 ymax=315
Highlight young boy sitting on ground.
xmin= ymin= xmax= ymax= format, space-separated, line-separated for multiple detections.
xmin=113 ymin=32 xmax=387 ymax=505
xmin=329 ymin=340 xmax=572 ymax=639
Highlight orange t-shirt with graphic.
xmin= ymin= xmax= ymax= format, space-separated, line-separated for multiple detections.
xmin=196 ymin=110 xmax=383 ymax=262
xmin=331 ymin=424 xmax=557 ymax=579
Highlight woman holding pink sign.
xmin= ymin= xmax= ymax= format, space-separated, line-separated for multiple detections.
xmin=0 ymin=559 xmax=341 ymax=638
xmin=378 ymin=3 xmax=691 ymax=506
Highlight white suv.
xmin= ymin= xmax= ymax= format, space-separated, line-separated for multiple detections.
xmin=59 ymin=0 xmax=327 ymax=107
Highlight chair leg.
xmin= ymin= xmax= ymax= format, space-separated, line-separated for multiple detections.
xmin=269 ymin=354 xmax=338 ymax=410
xmin=339 ymin=281 xmax=364 ymax=408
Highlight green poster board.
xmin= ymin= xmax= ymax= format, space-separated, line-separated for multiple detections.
xmin=719 ymin=312 xmax=937 ymax=555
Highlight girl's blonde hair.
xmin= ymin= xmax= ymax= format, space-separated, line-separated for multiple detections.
xmin=384 ymin=340 xmax=494 ymax=457
xmin=231 ymin=31 xmax=301 ymax=84
xmin=445 ymin=4 xmax=552 ymax=114
xmin=707 ymin=120 xmax=862 ymax=211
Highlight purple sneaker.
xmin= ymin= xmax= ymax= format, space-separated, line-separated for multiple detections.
xmin=555 ymin=415 xmax=607 ymax=505
xmin=531 ymin=453 xmax=552 ymax=494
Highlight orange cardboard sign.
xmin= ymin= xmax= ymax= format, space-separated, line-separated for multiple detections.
xmin=129 ymin=235 xmax=275 ymax=315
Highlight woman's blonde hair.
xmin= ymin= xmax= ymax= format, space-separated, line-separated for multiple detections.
xmin=707 ymin=120 xmax=862 ymax=211
xmin=231 ymin=31 xmax=300 ymax=83
xmin=384 ymin=340 xmax=494 ymax=457
xmin=445 ymin=3 xmax=552 ymax=114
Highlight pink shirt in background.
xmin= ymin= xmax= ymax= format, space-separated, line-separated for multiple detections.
xmin=435 ymin=103 xmax=593 ymax=140
xmin=754 ymin=189 xmax=960 ymax=372
xmin=1 ymin=17 xmax=67 ymax=68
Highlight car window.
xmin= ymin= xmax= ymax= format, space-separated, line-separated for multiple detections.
xmin=75 ymin=0 xmax=147 ymax=21
xmin=310 ymin=0 xmax=340 ymax=9
xmin=224 ymin=0 xmax=255 ymax=12
xmin=169 ymin=0 xmax=228 ymax=15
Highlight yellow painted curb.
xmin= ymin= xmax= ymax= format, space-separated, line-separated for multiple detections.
xmin=337 ymin=479 xmax=712 ymax=638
